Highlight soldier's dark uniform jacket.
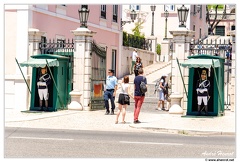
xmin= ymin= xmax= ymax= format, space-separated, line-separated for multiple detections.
xmin=196 ymin=79 xmax=210 ymax=96
xmin=38 ymin=73 xmax=51 ymax=89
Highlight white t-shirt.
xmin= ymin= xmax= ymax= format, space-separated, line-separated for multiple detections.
xmin=159 ymin=79 xmax=164 ymax=91
xmin=120 ymin=83 xmax=129 ymax=94
xmin=132 ymin=51 xmax=138 ymax=61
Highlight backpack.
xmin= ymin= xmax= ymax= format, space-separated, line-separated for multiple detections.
xmin=154 ymin=78 xmax=161 ymax=94
xmin=140 ymin=76 xmax=147 ymax=94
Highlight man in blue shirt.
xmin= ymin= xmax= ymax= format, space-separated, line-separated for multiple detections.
xmin=104 ymin=69 xmax=118 ymax=115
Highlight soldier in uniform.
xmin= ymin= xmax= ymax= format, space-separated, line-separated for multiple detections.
xmin=37 ymin=66 xmax=51 ymax=111
xmin=196 ymin=69 xmax=210 ymax=116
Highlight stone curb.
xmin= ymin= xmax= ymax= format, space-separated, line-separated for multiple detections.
xmin=129 ymin=125 xmax=235 ymax=136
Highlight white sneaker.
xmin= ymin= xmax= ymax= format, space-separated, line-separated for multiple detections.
xmin=157 ymin=108 xmax=162 ymax=111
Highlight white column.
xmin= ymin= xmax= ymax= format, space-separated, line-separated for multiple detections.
xmin=69 ymin=28 xmax=96 ymax=111
xmin=169 ymin=28 xmax=195 ymax=114
xmin=148 ymin=36 xmax=157 ymax=63
xmin=161 ymin=39 xmax=170 ymax=62
xmin=28 ymin=28 xmax=45 ymax=56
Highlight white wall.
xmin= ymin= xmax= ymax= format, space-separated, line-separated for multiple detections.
xmin=5 ymin=5 xmax=30 ymax=110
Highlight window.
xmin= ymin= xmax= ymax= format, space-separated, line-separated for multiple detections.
xmin=215 ymin=26 xmax=225 ymax=36
xmin=111 ymin=49 xmax=117 ymax=73
xmin=193 ymin=25 xmax=196 ymax=37
xmin=129 ymin=5 xmax=140 ymax=11
xmin=41 ymin=36 xmax=46 ymax=43
xmin=164 ymin=5 xmax=175 ymax=11
xmin=199 ymin=5 xmax=202 ymax=19
xmin=101 ymin=5 xmax=106 ymax=19
xmin=81 ymin=5 xmax=88 ymax=9
xmin=57 ymin=39 xmax=65 ymax=48
xmin=199 ymin=28 xmax=202 ymax=38
xmin=113 ymin=5 xmax=118 ymax=22
xmin=231 ymin=25 xmax=235 ymax=31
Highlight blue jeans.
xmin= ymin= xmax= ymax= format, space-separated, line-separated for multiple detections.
xmin=104 ymin=89 xmax=115 ymax=111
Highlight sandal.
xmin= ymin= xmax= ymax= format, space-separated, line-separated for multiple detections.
xmin=115 ymin=121 xmax=118 ymax=124
xmin=122 ymin=121 xmax=126 ymax=124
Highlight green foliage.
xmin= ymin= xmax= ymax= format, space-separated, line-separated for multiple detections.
xmin=207 ymin=5 xmax=224 ymax=10
xmin=132 ymin=21 xmax=145 ymax=37
xmin=156 ymin=44 xmax=161 ymax=55
xmin=123 ymin=31 xmax=129 ymax=46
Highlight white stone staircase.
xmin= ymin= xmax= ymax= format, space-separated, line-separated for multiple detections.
xmin=118 ymin=61 xmax=171 ymax=84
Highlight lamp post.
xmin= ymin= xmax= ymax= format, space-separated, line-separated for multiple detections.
xmin=78 ymin=7 xmax=90 ymax=28
xmin=121 ymin=9 xmax=137 ymax=27
xmin=177 ymin=5 xmax=189 ymax=27
xmin=164 ymin=10 xmax=169 ymax=40
xmin=150 ymin=5 xmax=156 ymax=36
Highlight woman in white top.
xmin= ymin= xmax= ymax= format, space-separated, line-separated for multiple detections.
xmin=157 ymin=74 xmax=168 ymax=111
xmin=115 ymin=76 xmax=134 ymax=124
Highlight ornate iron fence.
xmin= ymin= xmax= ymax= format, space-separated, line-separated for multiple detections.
xmin=123 ymin=32 xmax=152 ymax=51
xmin=190 ymin=38 xmax=232 ymax=59
xmin=39 ymin=38 xmax=74 ymax=56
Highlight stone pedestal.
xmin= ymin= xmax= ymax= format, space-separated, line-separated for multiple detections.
xmin=169 ymin=94 xmax=183 ymax=114
xmin=68 ymin=90 xmax=83 ymax=110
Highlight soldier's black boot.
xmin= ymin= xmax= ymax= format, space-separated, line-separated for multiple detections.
xmin=45 ymin=100 xmax=49 ymax=111
xmin=205 ymin=106 xmax=208 ymax=116
xmin=197 ymin=105 xmax=201 ymax=116
xmin=39 ymin=100 xmax=43 ymax=111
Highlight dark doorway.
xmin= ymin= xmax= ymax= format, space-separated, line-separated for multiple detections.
xmin=192 ymin=68 xmax=214 ymax=112
xmin=34 ymin=66 xmax=53 ymax=108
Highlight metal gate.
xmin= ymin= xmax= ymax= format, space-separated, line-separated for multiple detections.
xmin=90 ymin=41 xmax=106 ymax=110
xmin=39 ymin=38 xmax=74 ymax=105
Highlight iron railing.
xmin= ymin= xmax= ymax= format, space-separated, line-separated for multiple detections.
xmin=123 ymin=32 xmax=152 ymax=51
xmin=190 ymin=38 xmax=232 ymax=59
xmin=39 ymin=39 xmax=74 ymax=56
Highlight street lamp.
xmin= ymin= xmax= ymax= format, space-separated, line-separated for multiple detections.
xmin=150 ymin=5 xmax=156 ymax=36
xmin=164 ymin=10 xmax=169 ymax=40
xmin=177 ymin=5 xmax=189 ymax=28
xmin=78 ymin=7 xmax=90 ymax=28
xmin=121 ymin=9 xmax=137 ymax=27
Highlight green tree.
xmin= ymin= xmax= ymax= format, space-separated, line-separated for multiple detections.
xmin=156 ymin=44 xmax=161 ymax=55
xmin=132 ymin=21 xmax=145 ymax=37
xmin=206 ymin=5 xmax=226 ymax=35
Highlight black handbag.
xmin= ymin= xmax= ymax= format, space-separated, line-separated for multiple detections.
xmin=124 ymin=94 xmax=130 ymax=102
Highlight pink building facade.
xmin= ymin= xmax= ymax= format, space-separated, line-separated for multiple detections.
xmin=5 ymin=4 xmax=123 ymax=110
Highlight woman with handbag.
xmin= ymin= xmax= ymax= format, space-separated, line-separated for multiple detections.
xmin=115 ymin=76 xmax=134 ymax=124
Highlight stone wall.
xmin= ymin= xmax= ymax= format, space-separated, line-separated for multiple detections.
xmin=118 ymin=46 xmax=155 ymax=78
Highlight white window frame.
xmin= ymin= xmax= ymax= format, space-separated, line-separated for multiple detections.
xmin=101 ymin=5 xmax=106 ymax=12
xmin=129 ymin=5 xmax=140 ymax=11
xmin=164 ymin=5 xmax=175 ymax=11
xmin=113 ymin=5 xmax=118 ymax=16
